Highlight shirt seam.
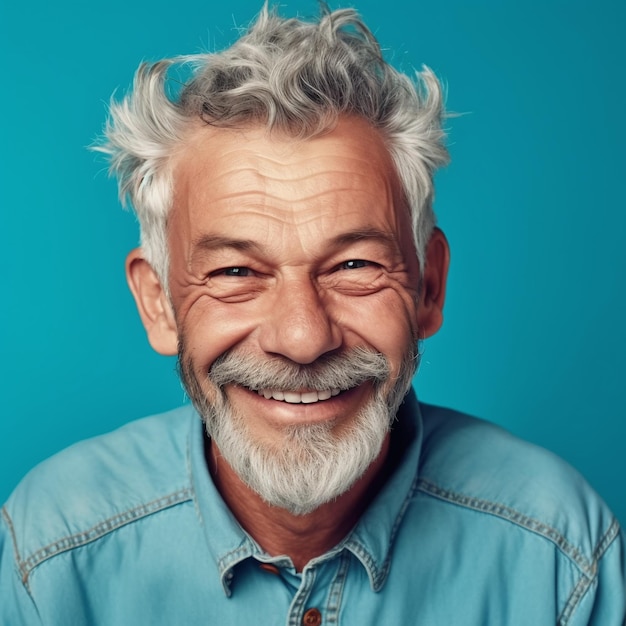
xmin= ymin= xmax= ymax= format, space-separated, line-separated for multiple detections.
xmin=187 ymin=426 xmax=205 ymax=527
xmin=11 ymin=487 xmax=193 ymax=585
xmin=417 ymin=477 xmax=603 ymax=576
xmin=1 ymin=505 xmax=35 ymax=599
xmin=557 ymin=518 xmax=621 ymax=626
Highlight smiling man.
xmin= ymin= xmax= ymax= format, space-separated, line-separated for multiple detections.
xmin=1 ymin=6 xmax=624 ymax=625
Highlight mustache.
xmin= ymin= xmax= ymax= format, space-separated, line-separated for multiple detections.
xmin=207 ymin=346 xmax=391 ymax=392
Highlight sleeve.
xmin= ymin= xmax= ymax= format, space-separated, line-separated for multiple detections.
xmin=0 ymin=509 xmax=43 ymax=626
xmin=566 ymin=523 xmax=626 ymax=626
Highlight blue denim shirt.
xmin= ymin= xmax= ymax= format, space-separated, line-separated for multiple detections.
xmin=2 ymin=393 xmax=624 ymax=625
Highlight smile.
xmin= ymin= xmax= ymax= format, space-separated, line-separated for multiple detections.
xmin=256 ymin=388 xmax=342 ymax=404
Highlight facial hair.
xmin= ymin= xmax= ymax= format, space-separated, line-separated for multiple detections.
xmin=179 ymin=344 xmax=418 ymax=515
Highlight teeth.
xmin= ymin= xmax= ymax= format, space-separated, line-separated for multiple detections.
xmin=256 ymin=388 xmax=343 ymax=403
xmin=283 ymin=391 xmax=301 ymax=403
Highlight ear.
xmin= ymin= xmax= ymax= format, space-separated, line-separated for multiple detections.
xmin=416 ymin=228 xmax=450 ymax=339
xmin=125 ymin=248 xmax=179 ymax=356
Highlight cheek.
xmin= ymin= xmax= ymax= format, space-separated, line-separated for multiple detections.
xmin=333 ymin=288 xmax=418 ymax=359
xmin=178 ymin=295 xmax=261 ymax=369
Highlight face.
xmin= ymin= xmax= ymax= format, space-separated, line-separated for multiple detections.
xmin=128 ymin=116 xmax=448 ymax=512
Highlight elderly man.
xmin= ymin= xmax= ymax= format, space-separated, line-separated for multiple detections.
xmin=1 ymin=6 xmax=624 ymax=625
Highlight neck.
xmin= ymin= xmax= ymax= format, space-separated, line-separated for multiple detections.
xmin=206 ymin=436 xmax=390 ymax=572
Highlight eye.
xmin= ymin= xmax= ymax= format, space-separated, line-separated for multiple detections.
xmin=339 ymin=259 xmax=370 ymax=270
xmin=216 ymin=267 xmax=252 ymax=277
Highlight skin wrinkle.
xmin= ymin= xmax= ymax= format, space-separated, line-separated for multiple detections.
xmin=174 ymin=212 xmax=417 ymax=324
xmin=187 ymin=231 xmax=408 ymax=282
xmin=170 ymin=132 xmax=405 ymax=288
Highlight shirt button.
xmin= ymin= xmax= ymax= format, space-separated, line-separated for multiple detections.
xmin=302 ymin=607 xmax=322 ymax=626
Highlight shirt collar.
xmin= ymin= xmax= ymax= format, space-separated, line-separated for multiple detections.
xmin=187 ymin=414 xmax=260 ymax=596
xmin=342 ymin=389 xmax=423 ymax=590
xmin=187 ymin=389 xmax=423 ymax=596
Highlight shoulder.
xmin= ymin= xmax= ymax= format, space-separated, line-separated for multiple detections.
xmin=416 ymin=403 xmax=620 ymax=565
xmin=1 ymin=405 xmax=198 ymax=580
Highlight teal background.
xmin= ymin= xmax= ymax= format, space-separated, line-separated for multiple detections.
xmin=1 ymin=1 xmax=624 ymax=524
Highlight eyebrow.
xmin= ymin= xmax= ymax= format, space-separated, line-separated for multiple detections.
xmin=192 ymin=234 xmax=263 ymax=254
xmin=328 ymin=227 xmax=397 ymax=249
xmin=191 ymin=227 xmax=399 ymax=258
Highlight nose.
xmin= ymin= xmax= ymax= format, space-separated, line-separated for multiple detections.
xmin=258 ymin=278 xmax=342 ymax=364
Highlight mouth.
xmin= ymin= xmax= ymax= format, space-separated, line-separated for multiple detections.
xmin=255 ymin=388 xmax=342 ymax=404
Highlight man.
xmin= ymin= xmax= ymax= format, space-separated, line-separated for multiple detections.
xmin=1 ymin=5 xmax=624 ymax=625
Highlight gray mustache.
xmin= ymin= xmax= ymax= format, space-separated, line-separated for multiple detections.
xmin=209 ymin=347 xmax=390 ymax=392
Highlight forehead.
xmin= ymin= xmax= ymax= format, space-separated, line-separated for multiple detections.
xmin=170 ymin=116 xmax=406 ymax=241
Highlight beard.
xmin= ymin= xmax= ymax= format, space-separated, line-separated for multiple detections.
xmin=178 ymin=343 xmax=418 ymax=516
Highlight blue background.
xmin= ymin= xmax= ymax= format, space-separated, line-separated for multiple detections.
xmin=1 ymin=1 xmax=624 ymax=524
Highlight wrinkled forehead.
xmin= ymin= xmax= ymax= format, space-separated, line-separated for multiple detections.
xmin=170 ymin=115 xmax=406 ymax=215
xmin=166 ymin=116 xmax=419 ymax=278
xmin=162 ymin=117 xmax=420 ymax=277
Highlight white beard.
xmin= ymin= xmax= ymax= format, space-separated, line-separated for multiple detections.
xmin=180 ymin=346 xmax=417 ymax=515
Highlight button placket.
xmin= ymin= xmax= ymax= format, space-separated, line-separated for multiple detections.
xmin=287 ymin=566 xmax=317 ymax=626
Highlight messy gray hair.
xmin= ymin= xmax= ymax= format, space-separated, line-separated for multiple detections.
xmin=95 ymin=5 xmax=449 ymax=286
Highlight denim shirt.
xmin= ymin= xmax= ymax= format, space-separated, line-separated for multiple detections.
xmin=2 ymin=392 xmax=624 ymax=625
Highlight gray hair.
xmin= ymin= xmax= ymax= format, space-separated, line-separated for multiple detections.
xmin=95 ymin=5 xmax=449 ymax=286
